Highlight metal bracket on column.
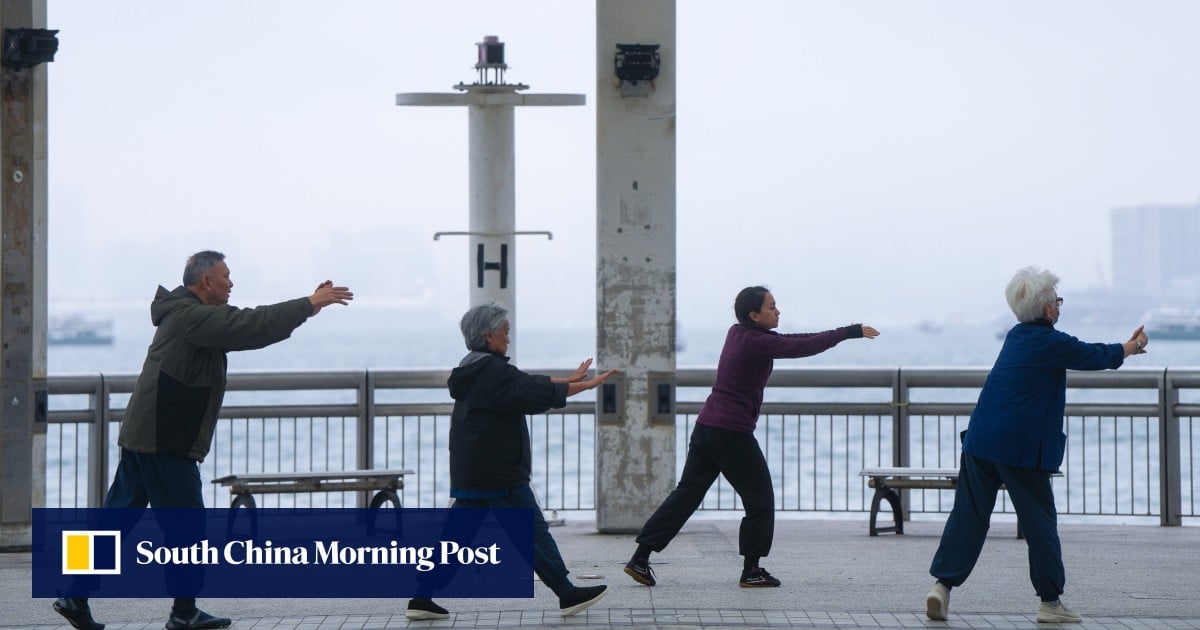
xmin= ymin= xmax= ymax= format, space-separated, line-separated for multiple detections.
xmin=647 ymin=371 xmax=675 ymax=425
xmin=596 ymin=371 xmax=626 ymax=425
xmin=432 ymin=230 xmax=553 ymax=241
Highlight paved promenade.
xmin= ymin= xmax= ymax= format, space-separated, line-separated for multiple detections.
xmin=3 ymin=518 xmax=1197 ymax=629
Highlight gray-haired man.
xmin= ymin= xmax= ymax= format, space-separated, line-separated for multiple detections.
xmin=53 ymin=250 xmax=353 ymax=630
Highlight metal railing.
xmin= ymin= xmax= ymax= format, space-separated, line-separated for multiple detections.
xmin=46 ymin=367 xmax=1197 ymax=525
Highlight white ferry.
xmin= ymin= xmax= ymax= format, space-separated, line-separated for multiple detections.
xmin=48 ymin=315 xmax=114 ymax=345
xmin=1141 ymin=307 xmax=1200 ymax=340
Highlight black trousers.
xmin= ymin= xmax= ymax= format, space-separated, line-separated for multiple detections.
xmin=636 ymin=423 xmax=775 ymax=559
xmin=929 ymin=452 xmax=1065 ymax=599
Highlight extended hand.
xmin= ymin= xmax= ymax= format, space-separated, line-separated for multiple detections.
xmin=861 ymin=325 xmax=880 ymax=339
xmin=568 ymin=358 xmax=594 ymax=383
xmin=309 ymin=280 xmax=354 ymax=315
xmin=1128 ymin=324 xmax=1148 ymax=355
xmin=589 ymin=368 xmax=618 ymax=389
xmin=566 ymin=368 xmax=618 ymax=397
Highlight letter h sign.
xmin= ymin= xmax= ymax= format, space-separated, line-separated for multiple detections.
xmin=476 ymin=243 xmax=508 ymax=289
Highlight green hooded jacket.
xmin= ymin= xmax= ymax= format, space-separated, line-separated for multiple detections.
xmin=117 ymin=285 xmax=313 ymax=461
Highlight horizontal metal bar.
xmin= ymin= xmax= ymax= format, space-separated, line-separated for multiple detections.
xmin=227 ymin=371 xmax=365 ymax=390
xmin=678 ymin=367 xmax=896 ymax=388
xmin=47 ymin=410 xmax=96 ymax=423
xmin=216 ymin=404 xmax=359 ymax=419
xmin=46 ymin=375 xmax=102 ymax=394
xmin=1066 ymin=404 xmax=1160 ymax=417
xmin=1065 ymin=368 xmax=1164 ymax=388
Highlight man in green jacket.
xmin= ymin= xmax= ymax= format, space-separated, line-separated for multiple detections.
xmin=53 ymin=250 xmax=353 ymax=630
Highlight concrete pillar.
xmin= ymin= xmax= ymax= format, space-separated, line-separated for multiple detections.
xmin=595 ymin=0 xmax=676 ymax=533
xmin=0 ymin=0 xmax=50 ymax=549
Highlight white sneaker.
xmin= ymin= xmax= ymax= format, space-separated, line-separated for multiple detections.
xmin=925 ymin=582 xmax=949 ymax=621
xmin=1037 ymin=600 xmax=1082 ymax=623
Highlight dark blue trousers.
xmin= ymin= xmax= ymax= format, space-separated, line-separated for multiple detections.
xmin=104 ymin=448 xmax=205 ymax=509
xmin=453 ymin=485 xmax=574 ymax=597
xmin=929 ymin=453 xmax=1065 ymax=600
xmin=91 ymin=448 xmax=206 ymax=614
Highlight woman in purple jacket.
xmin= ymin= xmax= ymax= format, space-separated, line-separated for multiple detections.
xmin=623 ymin=286 xmax=879 ymax=588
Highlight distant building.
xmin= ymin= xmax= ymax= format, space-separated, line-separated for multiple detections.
xmin=1111 ymin=202 xmax=1200 ymax=305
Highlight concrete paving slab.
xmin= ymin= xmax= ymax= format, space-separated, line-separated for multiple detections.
xmin=2 ymin=518 xmax=1197 ymax=628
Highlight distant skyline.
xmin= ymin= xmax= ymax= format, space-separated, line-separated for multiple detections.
xmin=46 ymin=1 xmax=1200 ymax=329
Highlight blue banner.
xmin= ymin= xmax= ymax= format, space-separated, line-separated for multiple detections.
xmin=33 ymin=508 xmax=533 ymax=598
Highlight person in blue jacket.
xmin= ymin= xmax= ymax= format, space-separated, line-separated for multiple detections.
xmin=925 ymin=266 xmax=1147 ymax=624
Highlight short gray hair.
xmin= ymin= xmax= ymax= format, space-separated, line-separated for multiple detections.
xmin=460 ymin=302 xmax=508 ymax=351
xmin=182 ymin=250 xmax=225 ymax=286
xmin=1005 ymin=266 xmax=1059 ymax=323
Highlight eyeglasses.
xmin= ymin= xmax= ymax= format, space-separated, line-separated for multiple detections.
xmin=1054 ymin=297 xmax=1064 ymax=306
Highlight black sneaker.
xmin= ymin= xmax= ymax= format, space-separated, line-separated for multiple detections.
xmin=558 ymin=584 xmax=607 ymax=617
xmin=739 ymin=566 xmax=781 ymax=587
xmin=405 ymin=598 xmax=449 ymax=621
xmin=53 ymin=598 xmax=104 ymax=630
xmin=624 ymin=556 xmax=656 ymax=586
xmin=164 ymin=608 xmax=232 ymax=630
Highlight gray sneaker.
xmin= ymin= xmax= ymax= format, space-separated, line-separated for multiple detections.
xmin=1037 ymin=600 xmax=1081 ymax=623
xmin=925 ymin=583 xmax=949 ymax=621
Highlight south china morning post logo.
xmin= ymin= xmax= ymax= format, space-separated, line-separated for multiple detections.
xmin=61 ymin=530 xmax=121 ymax=575
xmin=35 ymin=508 xmax=534 ymax=598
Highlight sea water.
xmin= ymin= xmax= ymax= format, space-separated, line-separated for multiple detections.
xmin=45 ymin=306 xmax=1200 ymax=517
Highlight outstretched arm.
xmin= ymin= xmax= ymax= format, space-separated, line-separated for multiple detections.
xmin=567 ymin=368 xmax=618 ymax=397
xmin=553 ymin=358 xmax=594 ymax=383
xmin=309 ymin=280 xmax=354 ymax=315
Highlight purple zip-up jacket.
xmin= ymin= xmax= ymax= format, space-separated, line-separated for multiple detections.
xmin=696 ymin=323 xmax=862 ymax=433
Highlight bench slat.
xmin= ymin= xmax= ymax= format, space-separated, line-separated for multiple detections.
xmin=859 ymin=468 xmax=958 ymax=478
xmin=212 ymin=469 xmax=414 ymax=485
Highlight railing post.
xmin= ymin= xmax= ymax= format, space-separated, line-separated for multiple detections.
xmin=1160 ymin=368 xmax=1182 ymax=526
xmin=356 ymin=370 xmax=372 ymax=508
xmin=893 ymin=367 xmax=911 ymax=520
xmin=87 ymin=374 xmax=109 ymax=508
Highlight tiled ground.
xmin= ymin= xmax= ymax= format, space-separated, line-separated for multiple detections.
xmin=11 ymin=608 xmax=1199 ymax=629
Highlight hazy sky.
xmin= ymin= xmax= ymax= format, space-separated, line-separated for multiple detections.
xmin=47 ymin=1 xmax=1200 ymax=329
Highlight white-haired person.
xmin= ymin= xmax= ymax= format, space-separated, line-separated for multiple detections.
xmin=925 ymin=266 xmax=1148 ymax=624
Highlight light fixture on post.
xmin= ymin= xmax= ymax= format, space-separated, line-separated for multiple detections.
xmin=614 ymin=43 xmax=659 ymax=98
xmin=2 ymin=28 xmax=58 ymax=70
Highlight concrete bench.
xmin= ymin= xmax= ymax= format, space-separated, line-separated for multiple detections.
xmin=212 ymin=468 xmax=415 ymax=510
xmin=859 ymin=467 xmax=1060 ymax=538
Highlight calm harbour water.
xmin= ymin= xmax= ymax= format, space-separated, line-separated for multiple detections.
xmin=45 ymin=306 xmax=1199 ymax=516
xmin=48 ymin=306 xmax=1200 ymax=376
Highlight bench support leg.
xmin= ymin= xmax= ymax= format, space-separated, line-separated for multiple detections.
xmin=226 ymin=492 xmax=259 ymax=539
xmin=869 ymin=486 xmax=904 ymax=536
xmin=367 ymin=488 xmax=403 ymax=536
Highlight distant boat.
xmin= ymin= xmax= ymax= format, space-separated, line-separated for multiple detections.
xmin=916 ymin=320 xmax=943 ymax=334
xmin=1142 ymin=307 xmax=1200 ymax=340
xmin=49 ymin=315 xmax=114 ymax=345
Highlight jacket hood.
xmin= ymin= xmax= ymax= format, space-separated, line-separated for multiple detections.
xmin=447 ymin=351 xmax=504 ymax=400
xmin=150 ymin=285 xmax=199 ymax=326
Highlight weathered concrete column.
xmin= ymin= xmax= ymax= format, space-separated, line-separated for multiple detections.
xmin=0 ymin=0 xmax=51 ymax=549
xmin=595 ymin=0 xmax=676 ymax=533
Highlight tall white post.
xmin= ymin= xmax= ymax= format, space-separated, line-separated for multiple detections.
xmin=467 ymin=105 xmax=516 ymax=329
xmin=397 ymin=37 xmax=583 ymax=360
xmin=595 ymin=1 xmax=677 ymax=532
